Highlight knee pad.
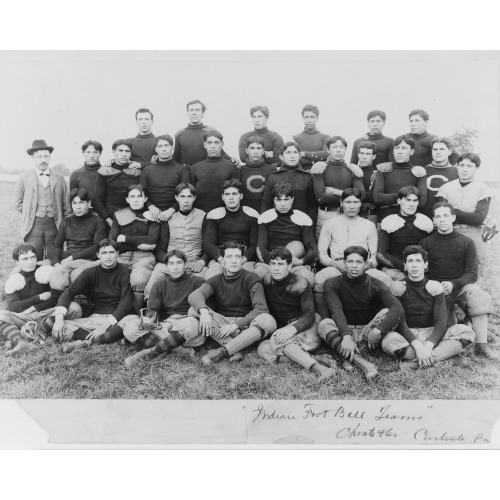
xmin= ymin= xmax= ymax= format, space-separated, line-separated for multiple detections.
xmin=286 ymin=240 xmax=305 ymax=258
xmin=67 ymin=302 xmax=83 ymax=319
xmin=317 ymin=318 xmax=337 ymax=340
xmin=251 ymin=313 xmax=277 ymax=337
xmin=49 ymin=267 xmax=70 ymax=290
xmin=459 ymin=285 xmax=494 ymax=316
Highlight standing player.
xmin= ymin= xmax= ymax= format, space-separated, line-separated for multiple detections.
xmin=70 ymin=140 xmax=104 ymax=206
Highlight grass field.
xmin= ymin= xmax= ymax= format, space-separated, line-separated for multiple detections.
xmin=0 ymin=182 xmax=498 ymax=400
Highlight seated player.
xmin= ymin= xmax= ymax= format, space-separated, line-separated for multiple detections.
xmin=382 ymin=245 xmax=475 ymax=368
xmin=123 ymin=250 xmax=206 ymax=368
xmin=254 ymin=183 xmax=317 ymax=286
xmin=45 ymin=238 xmax=134 ymax=352
xmin=144 ymin=183 xmax=207 ymax=298
xmin=318 ymin=246 xmax=402 ymax=380
xmin=204 ymin=179 xmax=259 ymax=280
xmin=188 ymin=242 xmax=277 ymax=365
xmin=0 ymin=244 xmax=81 ymax=355
xmin=377 ymin=186 xmax=433 ymax=281
xmin=315 ymin=188 xmax=392 ymax=318
xmin=372 ymin=135 xmax=427 ymax=221
xmin=257 ymin=248 xmax=336 ymax=382
xmin=420 ymin=202 xmax=495 ymax=359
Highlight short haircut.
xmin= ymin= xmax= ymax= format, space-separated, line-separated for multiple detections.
xmin=70 ymin=187 xmax=91 ymax=202
xmin=165 ymin=249 xmax=187 ymax=263
xmin=12 ymin=244 xmax=37 ymax=261
xmin=269 ymin=247 xmax=293 ymax=264
xmin=204 ymin=130 xmax=223 ymax=142
xmin=357 ymin=141 xmax=377 ymax=154
xmin=112 ymin=139 xmax=132 ymax=151
xmin=403 ymin=244 xmax=428 ymax=263
xmin=81 ymin=140 xmax=103 ymax=153
xmin=127 ymin=184 xmax=146 ymax=196
xmin=280 ymin=141 xmax=300 ymax=154
xmin=397 ymin=185 xmax=421 ymax=201
xmin=245 ymin=135 xmax=265 ymax=147
xmin=344 ymin=245 xmax=369 ymax=262
xmin=367 ymin=110 xmax=387 ymax=122
xmin=409 ymin=109 xmax=429 ymax=121
xmin=220 ymin=241 xmax=245 ymax=257
xmin=175 ymin=182 xmax=196 ymax=196
xmin=431 ymin=136 xmax=453 ymax=149
xmin=302 ymin=104 xmax=319 ymax=117
xmin=341 ymin=187 xmax=363 ymax=201
xmin=273 ymin=183 xmax=294 ymax=199
xmin=186 ymin=100 xmax=206 ymax=113
xmin=326 ymin=136 xmax=348 ymax=148
xmin=458 ymin=152 xmax=481 ymax=168
xmin=221 ymin=179 xmax=243 ymax=194
xmin=97 ymin=238 xmax=119 ymax=252
xmin=154 ymin=134 xmax=174 ymax=147
xmin=135 ymin=108 xmax=154 ymax=120
xmin=433 ymin=201 xmax=455 ymax=216
xmin=393 ymin=135 xmax=416 ymax=149
xmin=250 ymin=105 xmax=269 ymax=118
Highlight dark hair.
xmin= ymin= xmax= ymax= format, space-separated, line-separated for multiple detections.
xmin=127 ymin=184 xmax=146 ymax=196
xmin=81 ymin=140 xmax=103 ymax=153
xmin=250 ymin=105 xmax=269 ymax=118
xmin=269 ymin=247 xmax=293 ymax=264
xmin=458 ymin=152 xmax=481 ymax=168
xmin=135 ymin=108 xmax=154 ymax=120
xmin=367 ymin=110 xmax=386 ymax=122
xmin=97 ymin=238 xmax=119 ymax=252
xmin=302 ymin=104 xmax=319 ymax=117
xmin=341 ymin=188 xmax=363 ymax=201
xmin=409 ymin=109 xmax=429 ymax=121
xmin=433 ymin=201 xmax=455 ymax=216
xmin=112 ymin=139 xmax=132 ymax=151
xmin=70 ymin=187 xmax=91 ymax=202
xmin=204 ymin=130 xmax=223 ymax=142
xmin=273 ymin=183 xmax=295 ymax=199
xmin=431 ymin=136 xmax=453 ymax=149
xmin=154 ymin=134 xmax=174 ymax=147
xmin=220 ymin=241 xmax=245 ymax=257
xmin=165 ymin=249 xmax=187 ymax=264
xmin=280 ymin=141 xmax=301 ymax=154
xmin=221 ymin=179 xmax=243 ymax=194
xmin=245 ymin=135 xmax=265 ymax=147
xmin=326 ymin=136 xmax=348 ymax=148
xmin=403 ymin=245 xmax=428 ymax=263
xmin=357 ymin=141 xmax=377 ymax=154
xmin=175 ymin=182 xmax=196 ymax=196
xmin=397 ymin=186 xmax=421 ymax=201
xmin=186 ymin=100 xmax=206 ymax=113
xmin=12 ymin=244 xmax=37 ymax=261
xmin=393 ymin=135 xmax=416 ymax=149
xmin=344 ymin=245 xmax=369 ymax=262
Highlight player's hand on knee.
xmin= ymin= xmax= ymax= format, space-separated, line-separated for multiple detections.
xmin=86 ymin=321 xmax=110 ymax=340
xmin=198 ymin=309 xmax=212 ymax=337
xmin=273 ymin=326 xmax=296 ymax=345
xmin=340 ymin=335 xmax=358 ymax=361
xmin=52 ymin=316 xmax=66 ymax=339
xmin=218 ymin=323 xmax=238 ymax=339
xmin=367 ymin=327 xmax=382 ymax=350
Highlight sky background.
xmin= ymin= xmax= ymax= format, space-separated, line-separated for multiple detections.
xmin=1 ymin=51 xmax=499 ymax=181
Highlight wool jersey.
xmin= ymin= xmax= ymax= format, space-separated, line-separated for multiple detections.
xmin=69 ymin=163 xmax=101 ymax=203
xmin=109 ymin=208 xmax=160 ymax=253
xmin=423 ymin=163 xmax=459 ymax=218
xmin=292 ymin=129 xmax=330 ymax=169
xmin=128 ymin=133 xmax=156 ymax=166
xmin=393 ymin=132 xmax=459 ymax=166
xmin=239 ymin=160 xmax=278 ymax=212
xmin=351 ymin=133 xmax=394 ymax=167
xmin=238 ymin=127 xmax=284 ymax=165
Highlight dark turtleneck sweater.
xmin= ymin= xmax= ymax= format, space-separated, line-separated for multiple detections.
xmin=139 ymin=158 xmax=191 ymax=211
xmin=70 ymin=162 xmax=101 ymax=204
xmin=173 ymin=123 xmax=232 ymax=166
xmin=190 ymin=156 xmax=240 ymax=213
xmin=293 ymin=128 xmax=330 ymax=170
xmin=419 ymin=230 xmax=478 ymax=290
xmin=189 ymin=268 xmax=269 ymax=329
xmin=312 ymin=160 xmax=365 ymax=207
xmin=395 ymin=277 xmax=447 ymax=345
xmin=239 ymin=159 xmax=278 ymax=212
xmin=351 ymin=133 xmax=394 ymax=167
xmin=423 ymin=162 xmax=459 ymax=218
xmin=263 ymin=272 xmax=315 ymax=332
xmin=238 ymin=127 xmax=284 ymax=165
xmin=109 ymin=208 xmax=160 ymax=253
xmin=323 ymin=273 xmax=402 ymax=336
xmin=148 ymin=271 xmax=205 ymax=319
xmin=128 ymin=132 xmax=156 ymax=166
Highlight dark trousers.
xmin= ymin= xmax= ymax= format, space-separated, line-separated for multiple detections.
xmin=25 ymin=216 xmax=58 ymax=261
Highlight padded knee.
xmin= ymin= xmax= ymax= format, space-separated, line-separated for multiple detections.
xmin=250 ymin=313 xmax=277 ymax=338
xmin=458 ymin=285 xmax=494 ymax=316
xmin=66 ymin=302 xmax=82 ymax=320
xmin=317 ymin=318 xmax=337 ymax=340
xmin=257 ymin=339 xmax=277 ymax=362
xmin=49 ymin=267 xmax=70 ymax=290
xmin=286 ymin=240 xmax=305 ymax=258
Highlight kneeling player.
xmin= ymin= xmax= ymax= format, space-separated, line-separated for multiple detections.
xmin=382 ymin=245 xmax=475 ymax=368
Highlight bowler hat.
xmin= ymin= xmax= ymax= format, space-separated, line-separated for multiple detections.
xmin=27 ymin=139 xmax=54 ymax=155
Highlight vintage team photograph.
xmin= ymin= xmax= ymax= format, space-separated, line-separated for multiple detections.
xmin=0 ymin=51 xmax=498 ymax=402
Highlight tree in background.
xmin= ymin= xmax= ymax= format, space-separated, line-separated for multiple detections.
xmin=52 ymin=163 xmax=71 ymax=176
xmin=450 ymin=127 xmax=479 ymax=155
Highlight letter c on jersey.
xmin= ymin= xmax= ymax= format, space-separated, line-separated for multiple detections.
xmin=247 ymin=175 xmax=266 ymax=193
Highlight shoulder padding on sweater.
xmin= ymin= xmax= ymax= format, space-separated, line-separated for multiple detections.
xmin=425 ymin=280 xmax=444 ymax=296
xmin=258 ymin=209 xmax=278 ymax=225
xmin=377 ymin=162 xmax=393 ymax=173
xmin=207 ymin=207 xmax=226 ymax=220
xmin=346 ymin=163 xmax=364 ymax=178
xmin=261 ymin=272 xmax=273 ymax=286
xmin=411 ymin=166 xmax=427 ymax=178
xmin=286 ymin=275 xmax=309 ymax=296
xmin=310 ymin=161 xmax=328 ymax=175
xmin=414 ymin=213 xmax=434 ymax=233
xmin=4 ymin=273 xmax=26 ymax=294
xmin=242 ymin=206 xmax=260 ymax=219
xmin=97 ymin=165 xmax=123 ymax=176
xmin=390 ymin=280 xmax=407 ymax=297
xmin=290 ymin=210 xmax=313 ymax=227
xmin=381 ymin=214 xmax=405 ymax=233
xmin=122 ymin=168 xmax=142 ymax=177
xmin=35 ymin=265 xmax=54 ymax=284
xmin=115 ymin=207 xmax=137 ymax=226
